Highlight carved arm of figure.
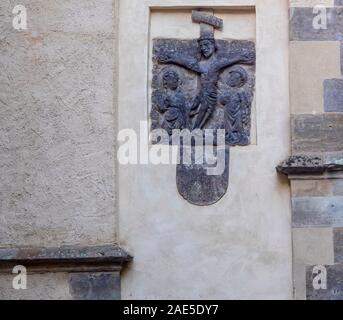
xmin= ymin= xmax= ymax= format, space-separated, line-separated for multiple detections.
xmin=157 ymin=49 xmax=201 ymax=73
xmin=216 ymin=50 xmax=255 ymax=71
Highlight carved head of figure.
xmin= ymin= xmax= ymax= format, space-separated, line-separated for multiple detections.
xmin=227 ymin=66 xmax=248 ymax=88
xmin=198 ymin=33 xmax=216 ymax=59
xmin=163 ymin=69 xmax=180 ymax=91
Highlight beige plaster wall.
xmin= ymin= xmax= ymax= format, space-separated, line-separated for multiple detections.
xmin=0 ymin=0 xmax=118 ymax=248
xmin=119 ymin=0 xmax=292 ymax=299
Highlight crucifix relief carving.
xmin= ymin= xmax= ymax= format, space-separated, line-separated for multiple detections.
xmin=151 ymin=10 xmax=256 ymax=206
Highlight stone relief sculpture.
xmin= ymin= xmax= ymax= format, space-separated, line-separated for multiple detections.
xmin=221 ymin=66 xmax=253 ymax=146
xmin=151 ymin=10 xmax=256 ymax=205
xmin=153 ymin=69 xmax=188 ymax=135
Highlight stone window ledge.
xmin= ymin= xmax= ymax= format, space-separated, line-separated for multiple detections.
xmin=277 ymin=154 xmax=343 ymax=176
xmin=0 ymin=245 xmax=132 ymax=274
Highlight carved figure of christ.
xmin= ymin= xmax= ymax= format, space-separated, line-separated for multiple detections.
xmin=157 ymin=41 xmax=255 ymax=129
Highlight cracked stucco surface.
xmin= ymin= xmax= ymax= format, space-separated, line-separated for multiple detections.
xmin=0 ymin=0 xmax=118 ymax=247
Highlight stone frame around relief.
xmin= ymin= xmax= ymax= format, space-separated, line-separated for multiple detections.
xmin=147 ymin=8 xmax=256 ymax=205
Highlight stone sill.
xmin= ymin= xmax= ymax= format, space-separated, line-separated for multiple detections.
xmin=0 ymin=245 xmax=132 ymax=274
xmin=277 ymin=154 xmax=343 ymax=176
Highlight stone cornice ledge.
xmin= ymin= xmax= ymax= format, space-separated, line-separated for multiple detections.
xmin=0 ymin=245 xmax=132 ymax=274
xmin=277 ymin=154 xmax=343 ymax=176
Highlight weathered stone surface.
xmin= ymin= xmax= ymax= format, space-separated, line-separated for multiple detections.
xmin=293 ymin=228 xmax=334 ymax=300
xmin=292 ymin=197 xmax=343 ymax=227
xmin=292 ymin=114 xmax=343 ymax=153
xmin=0 ymin=245 xmax=132 ymax=272
xmin=290 ymin=7 xmax=343 ymax=41
xmin=306 ymin=264 xmax=343 ymax=300
xmin=277 ymin=155 xmax=343 ymax=175
xmin=334 ymin=228 xmax=343 ymax=263
xmin=291 ymin=180 xmax=333 ymax=197
xmin=290 ymin=1 xmax=334 ymax=6
xmin=176 ymin=146 xmax=229 ymax=206
xmin=324 ymin=152 xmax=343 ymax=166
xmin=290 ymin=41 xmax=341 ymax=114
xmin=293 ymin=229 xmax=334 ymax=265
xmin=191 ymin=10 xmax=223 ymax=30
xmin=152 ymin=38 xmax=255 ymax=146
xmin=69 ymin=272 xmax=120 ymax=300
xmin=150 ymin=11 xmax=255 ymax=206
xmin=277 ymin=155 xmax=325 ymax=175
xmin=292 ymin=115 xmax=322 ymax=154
xmin=290 ymin=177 xmax=343 ymax=198
xmin=324 ymin=79 xmax=343 ymax=112
xmin=333 ymin=179 xmax=343 ymax=196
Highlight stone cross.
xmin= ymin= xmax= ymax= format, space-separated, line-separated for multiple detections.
xmin=191 ymin=10 xmax=223 ymax=38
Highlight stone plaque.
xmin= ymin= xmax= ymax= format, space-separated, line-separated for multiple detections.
xmin=150 ymin=10 xmax=256 ymax=205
